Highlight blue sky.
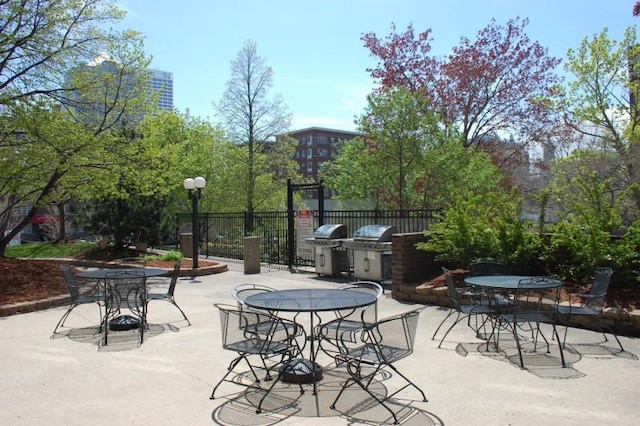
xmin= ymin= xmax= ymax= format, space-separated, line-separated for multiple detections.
xmin=117 ymin=0 xmax=636 ymax=131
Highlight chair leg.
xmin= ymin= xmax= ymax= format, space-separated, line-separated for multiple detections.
xmin=210 ymin=355 xmax=246 ymax=399
xmin=431 ymin=309 xmax=455 ymax=341
xmin=256 ymin=365 xmax=304 ymax=414
xmin=551 ymin=324 xmax=566 ymax=367
xmin=512 ymin=320 xmax=525 ymax=369
xmin=52 ymin=305 xmax=75 ymax=334
xmin=170 ymin=300 xmax=191 ymax=326
xmin=332 ymin=362 xmax=422 ymax=425
xmin=331 ymin=362 xmax=402 ymax=423
xmin=599 ymin=319 xmax=626 ymax=352
xmin=437 ymin=313 xmax=469 ymax=348
xmin=385 ymin=363 xmax=428 ymax=402
xmin=561 ymin=316 xmax=625 ymax=353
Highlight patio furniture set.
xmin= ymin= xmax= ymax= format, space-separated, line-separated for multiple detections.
xmin=211 ymin=281 xmax=426 ymax=424
xmin=52 ymin=258 xmax=627 ymax=423
xmin=431 ymin=261 xmax=625 ymax=369
xmin=53 ymin=262 xmax=190 ymax=346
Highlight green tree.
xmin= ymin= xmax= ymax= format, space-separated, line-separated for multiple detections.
xmin=0 ymin=0 xmax=150 ymax=255
xmin=418 ymin=191 xmax=541 ymax=271
xmin=357 ymin=87 xmax=440 ymax=209
xmin=0 ymin=0 xmax=136 ymax=108
xmin=562 ymin=26 xmax=640 ymax=220
xmin=323 ymin=87 xmax=504 ymax=210
xmin=215 ymin=40 xmax=293 ymax=230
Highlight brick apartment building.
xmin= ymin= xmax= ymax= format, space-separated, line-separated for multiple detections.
xmin=283 ymin=127 xmax=361 ymax=199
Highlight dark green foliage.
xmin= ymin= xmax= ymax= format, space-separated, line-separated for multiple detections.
xmin=418 ymin=191 xmax=541 ymax=272
xmin=82 ymin=192 xmax=172 ymax=250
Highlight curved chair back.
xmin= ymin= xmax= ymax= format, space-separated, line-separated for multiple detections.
xmin=337 ymin=281 xmax=384 ymax=323
xmin=357 ymin=307 xmax=424 ymax=364
xmin=231 ymin=284 xmax=276 ymax=308
xmin=60 ymin=264 xmax=81 ymax=300
xmin=442 ymin=267 xmax=461 ymax=311
xmin=586 ymin=267 xmax=613 ymax=311
xmin=166 ymin=261 xmax=182 ymax=296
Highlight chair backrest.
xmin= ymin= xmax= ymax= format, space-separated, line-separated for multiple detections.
xmin=231 ymin=284 xmax=276 ymax=308
xmin=60 ymin=264 xmax=80 ymax=301
xmin=166 ymin=260 xmax=182 ymax=296
xmin=586 ymin=267 xmax=613 ymax=311
xmin=360 ymin=307 xmax=424 ymax=364
xmin=469 ymin=259 xmax=507 ymax=276
xmin=214 ymin=303 xmax=291 ymax=354
xmin=105 ymin=270 xmax=147 ymax=311
xmin=337 ymin=281 xmax=384 ymax=323
xmin=442 ymin=267 xmax=461 ymax=311
xmin=514 ymin=276 xmax=562 ymax=314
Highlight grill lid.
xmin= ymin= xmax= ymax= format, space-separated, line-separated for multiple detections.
xmin=353 ymin=224 xmax=396 ymax=242
xmin=312 ymin=224 xmax=348 ymax=239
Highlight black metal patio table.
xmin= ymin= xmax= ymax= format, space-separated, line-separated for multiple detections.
xmin=464 ymin=275 xmax=566 ymax=368
xmin=244 ymin=288 xmax=377 ymax=394
xmin=77 ymin=268 xmax=168 ymax=340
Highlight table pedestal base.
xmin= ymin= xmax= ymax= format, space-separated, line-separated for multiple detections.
xmin=280 ymin=358 xmax=323 ymax=384
xmin=109 ymin=315 xmax=140 ymax=331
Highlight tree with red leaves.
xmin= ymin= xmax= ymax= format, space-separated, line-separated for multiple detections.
xmin=361 ymin=18 xmax=563 ymax=154
xmin=634 ymin=1 xmax=640 ymax=16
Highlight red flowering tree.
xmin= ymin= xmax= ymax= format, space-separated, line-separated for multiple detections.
xmin=361 ymin=18 xmax=563 ymax=153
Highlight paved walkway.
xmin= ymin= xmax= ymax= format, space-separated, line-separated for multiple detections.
xmin=1 ymin=261 xmax=639 ymax=425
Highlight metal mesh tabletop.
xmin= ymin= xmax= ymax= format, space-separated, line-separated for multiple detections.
xmin=245 ymin=288 xmax=376 ymax=313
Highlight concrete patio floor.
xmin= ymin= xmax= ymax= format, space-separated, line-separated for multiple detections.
xmin=1 ymin=260 xmax=639 ymax=425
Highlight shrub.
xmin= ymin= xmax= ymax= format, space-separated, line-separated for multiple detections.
xmin=142 ymin=250 xmax=184 ymax=262
xmin=417 ymin=191 xmax=541 ymax=271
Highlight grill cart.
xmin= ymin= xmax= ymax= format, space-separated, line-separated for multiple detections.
xmin=342 ymin=224 xmax=395 ymax=282
xmin=304 ymin=224 xmax=349 ymax=277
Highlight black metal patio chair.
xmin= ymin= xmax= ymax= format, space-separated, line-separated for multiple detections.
xmin=431 ymin=267 xmax=494 ymax=347
xmin=555 ymin=267 xmax=625 ymax=352
xmin=330 ymin=307 xmax=427 ymax=424
xmin=488 ymin=276 xmax=566 ymax=369
xmin=146 ymin=261 xmax=190 ymax=325
xmin=53 ymin=265 xmax=102 ymax=334
xmin=210 ymin=303 xmax=304 ymax=414
xmin=316 ymin=281 xmax=384 ymax=358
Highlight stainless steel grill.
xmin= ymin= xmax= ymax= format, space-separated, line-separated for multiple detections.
xmin=304 ymin=224 xmax=349 ymax=277
xmin=342 ymin=224 xmax=395 ymax=282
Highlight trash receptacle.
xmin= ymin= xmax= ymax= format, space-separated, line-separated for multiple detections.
xmin=180 ymin=233 xmax=193 ymax=258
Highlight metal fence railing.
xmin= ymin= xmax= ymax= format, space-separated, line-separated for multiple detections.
xmin=175 ymin=209 xmax=440 ymax=268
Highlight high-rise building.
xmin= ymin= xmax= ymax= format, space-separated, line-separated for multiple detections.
xmin=68 ymin=57 xmax=174 ymax=120
xmin=148 ymin=68 xmax=174 ymax=111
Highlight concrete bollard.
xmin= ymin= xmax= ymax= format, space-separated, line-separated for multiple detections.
xmin=180 ymin=233 xmax=193 ymax=258
xmin=243 ymin=236 xmax=261 ymax=274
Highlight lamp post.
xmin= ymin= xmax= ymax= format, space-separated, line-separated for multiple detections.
xmin=183 ymin=176 xmax=206 ymax=268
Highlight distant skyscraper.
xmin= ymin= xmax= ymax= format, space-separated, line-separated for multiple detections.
xmin=148 ymin=69 xmax=174 ymax=111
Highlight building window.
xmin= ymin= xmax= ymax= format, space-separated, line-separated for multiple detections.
xmin=306 ymin=161 xmax=312 ymax=172
xmin=306 ymin=148 xmax=312 ymax=158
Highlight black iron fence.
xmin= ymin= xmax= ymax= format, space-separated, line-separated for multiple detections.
xmin=174 ymin=209 xmax=440 ymax=268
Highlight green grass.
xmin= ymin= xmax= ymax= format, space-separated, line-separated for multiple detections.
xmin=5 ymin=241 xmax=96 ymax=259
